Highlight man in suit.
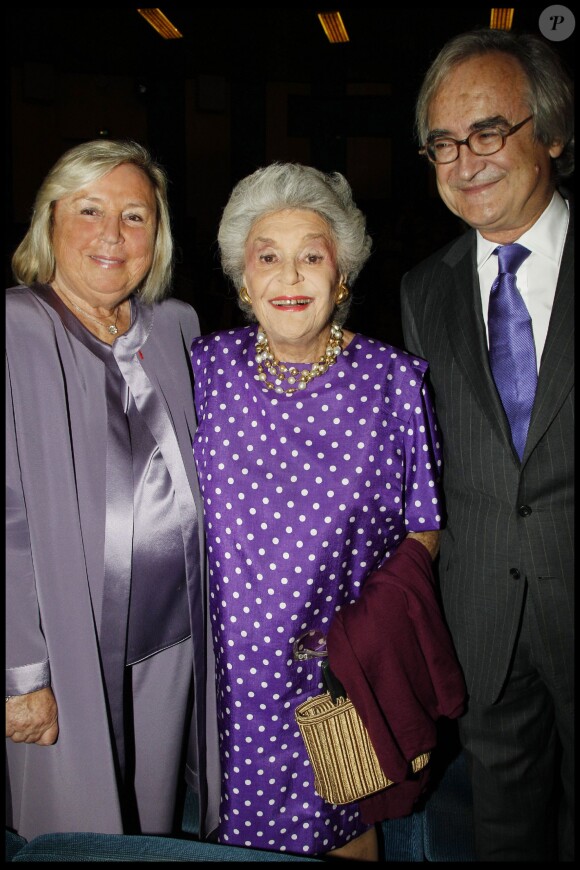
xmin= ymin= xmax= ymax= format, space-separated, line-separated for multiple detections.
xmin=400 ymin=29 xmax=573 ymax=862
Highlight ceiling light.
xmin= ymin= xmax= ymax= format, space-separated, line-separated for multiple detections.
xmin=137 ymin=9 xmax=183 ymax=39
xmin=490 ymin=9 xmax=514 ymax=30
xmin=317 ymin=11 xmax=350 ymax=44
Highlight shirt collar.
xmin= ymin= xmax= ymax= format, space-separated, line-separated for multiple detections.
xmin=476 ymin=190 xmax=569 ymax=270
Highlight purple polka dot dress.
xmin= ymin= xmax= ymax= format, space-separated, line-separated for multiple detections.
xmin=190 ymin=326 xmax=442 ymax=856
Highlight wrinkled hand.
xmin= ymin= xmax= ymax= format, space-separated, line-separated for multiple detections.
xmin=407 ymin=529 xmax=440 ymax=560
xmin=6 ymin=687 xmax=59 ymax=745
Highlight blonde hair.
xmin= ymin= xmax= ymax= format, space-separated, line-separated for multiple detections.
xmin=12 ymin=139 xmax=174 ymax=303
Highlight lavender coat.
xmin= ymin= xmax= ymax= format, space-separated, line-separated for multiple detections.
xmin=5 ymin=284 xmax=220 ymax=839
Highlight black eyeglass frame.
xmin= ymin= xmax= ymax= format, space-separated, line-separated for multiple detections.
xmin=419 ymin=115 xmax=534 ymax=164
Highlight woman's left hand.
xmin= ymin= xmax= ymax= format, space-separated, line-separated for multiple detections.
xmin=406 ymin=530 xmax=440 ymax=560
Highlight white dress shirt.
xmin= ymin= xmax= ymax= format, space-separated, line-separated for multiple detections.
xmin=477 ymin=191 xmax=570 ymax=373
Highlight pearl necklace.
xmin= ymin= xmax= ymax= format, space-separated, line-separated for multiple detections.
xmin=255 ymin=323 xmax=343 ymax=396
xmin=58 ymin=287 xmax=121 ymax=335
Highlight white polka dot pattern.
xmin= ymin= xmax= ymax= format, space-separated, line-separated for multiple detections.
xmin=190 ymin=326 xmax=442 ymax=855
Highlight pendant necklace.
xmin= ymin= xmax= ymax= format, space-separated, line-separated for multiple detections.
xmin=57 ymin=287 xmax=121 ymax=335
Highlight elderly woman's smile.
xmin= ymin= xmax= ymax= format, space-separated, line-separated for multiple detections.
xmin=243 ymin=208 xmax=342 ymax=362
xmin=270 ymin=295 xmax=313 ymax=308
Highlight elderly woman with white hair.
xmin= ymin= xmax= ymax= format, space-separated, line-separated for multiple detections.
xmin=190 ymin=163 xmax=445 ymax=860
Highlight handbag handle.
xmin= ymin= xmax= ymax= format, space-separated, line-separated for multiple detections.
xmin=321 ymin=660 xmax=348 ymax=704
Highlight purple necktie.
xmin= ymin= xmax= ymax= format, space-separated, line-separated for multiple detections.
xmin=487 ymin=243 xmax=536 ymax=460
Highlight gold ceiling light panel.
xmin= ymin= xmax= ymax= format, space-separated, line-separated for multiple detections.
xmin=490 ymin=8 xmax=514 ymax=30
xmin=317 ymin=11 xmax=350 ymax=44
xmin=137 ymin=9 xmax=183 ymax=39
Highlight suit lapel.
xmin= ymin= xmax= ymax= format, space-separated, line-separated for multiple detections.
xmin=441 ymin=233 xmax=515 ymax=451
xmin=524 ymin=213 xmax=574 ymax=460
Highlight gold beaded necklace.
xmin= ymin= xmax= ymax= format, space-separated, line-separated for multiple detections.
xmin=255 ymin=323 xmax=343 ymax=396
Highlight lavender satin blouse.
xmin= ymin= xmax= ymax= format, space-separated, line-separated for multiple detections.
xmin=43 ymin=285 xmax=191 ymax=665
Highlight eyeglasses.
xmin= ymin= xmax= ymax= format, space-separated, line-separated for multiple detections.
xmin=292 ymin=629 xmax=328 ymax=661
xmin=420 ymin=115 xmax=533 ymax=164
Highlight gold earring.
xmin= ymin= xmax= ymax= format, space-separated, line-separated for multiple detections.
xmin=336 ymin=283 xmax=350 ymax=305
xmin=239 ymin=286 xmax=252 ymax=306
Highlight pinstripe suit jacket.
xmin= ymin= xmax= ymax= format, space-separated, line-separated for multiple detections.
xmin=400 ymin=208 xmax=574 ymax=705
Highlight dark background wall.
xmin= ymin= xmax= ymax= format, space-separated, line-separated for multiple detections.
xmin=6 ymin=5 xmax=575 ymax=346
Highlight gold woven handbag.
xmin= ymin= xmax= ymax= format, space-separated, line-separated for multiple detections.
xmin=295 ymin=658 xmax=430 ymax=805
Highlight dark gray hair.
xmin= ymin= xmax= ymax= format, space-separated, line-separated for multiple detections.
xmin=415 ymin=29 xmax=574 ymax=181
xmin=12 ymin=139 xmax=174 ymax=304
xmin=217 ymin=162 xmax=372 ymax=324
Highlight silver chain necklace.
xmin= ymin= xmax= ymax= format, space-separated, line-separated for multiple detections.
xmin=58 ymin=288 xmax=121 ymax=335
